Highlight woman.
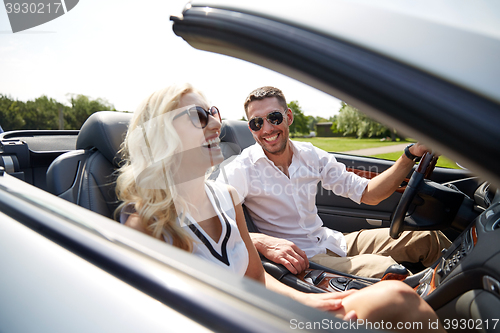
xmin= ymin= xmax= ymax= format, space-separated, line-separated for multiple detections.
xmin=116 ymin=84 xmax=445 ymax=331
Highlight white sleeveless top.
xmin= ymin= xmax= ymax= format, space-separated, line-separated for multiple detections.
xmin=120 ymin=181 xmax=249 ymax=276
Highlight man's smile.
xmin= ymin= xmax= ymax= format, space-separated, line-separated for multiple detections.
xmin=263 ymin=133 xmax=279 ymax=142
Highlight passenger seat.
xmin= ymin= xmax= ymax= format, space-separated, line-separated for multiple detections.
xmin=46 ymin=111 xmax=132 ymax=220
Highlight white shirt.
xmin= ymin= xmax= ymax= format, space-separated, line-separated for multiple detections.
xmin=217 ymin=141 xmax=369 ymax=258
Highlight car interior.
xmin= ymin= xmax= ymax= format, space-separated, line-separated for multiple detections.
xmin=3 ymin=109 xmax=499 ymax=329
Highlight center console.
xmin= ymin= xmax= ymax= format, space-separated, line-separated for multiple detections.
xmin=416 ymin=225 xmax=477 ymax=297
xmin=415 ymin=201 xmax=500 ymax=310
xmin=298 ymin=269 xmax=374 ymax=292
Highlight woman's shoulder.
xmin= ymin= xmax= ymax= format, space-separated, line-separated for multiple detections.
xmin=124 ymin=213 xmax=151 ymax=235
xmin=119 ymin=203 xmax=152 ymax=235
xmin=206 ymin=181 xmax=240 ymax=205
xmin=206 ymin=179 xmax=231 ymax=193
xmin=119 ymin=203 xmax=136 ymax=224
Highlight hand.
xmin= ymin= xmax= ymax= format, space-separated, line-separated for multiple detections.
xmin=296 ymin=290 xmax=358 ymax=312
xmin=250 ymin=233 xmax=309 ymax=274
xmin=409 ymin=142 xmax=430 ymax=157
xmin=343 ymin=310 xmax=358 ymax=322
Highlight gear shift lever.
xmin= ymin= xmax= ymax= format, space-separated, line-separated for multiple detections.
xmin=380 ymin=264 xmax=409 ymax=281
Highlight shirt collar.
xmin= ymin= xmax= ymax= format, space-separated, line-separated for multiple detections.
xmin=248 ymin=142 xmax=268 ymax=164
xmin=248 ymin=140 xmax=301 ymax=164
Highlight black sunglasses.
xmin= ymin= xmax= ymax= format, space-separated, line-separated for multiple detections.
xmin=248 ymin=110 xmax=286 ymax=132
xmin=173 ymin=106 xmax=221 ymax=129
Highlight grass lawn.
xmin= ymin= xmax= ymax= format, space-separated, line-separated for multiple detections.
xmin=293 ymin=137 xmax=460 ymax=169
xmin=371 ymin=152 xmax=460 ymax=169
xmin=293 ymin=137 xmax=414 ymax=152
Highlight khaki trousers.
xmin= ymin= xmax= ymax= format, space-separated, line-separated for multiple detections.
xmin=310 ymin=229 xmax=451 ymax=278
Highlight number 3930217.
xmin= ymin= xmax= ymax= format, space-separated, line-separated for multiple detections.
xmin=442 ymin=318 xmax=498 ymax=330
xmin=5 ymin=2 xmax=62 ymax=14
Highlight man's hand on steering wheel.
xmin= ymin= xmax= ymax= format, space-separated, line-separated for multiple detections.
xmin=250 ymin=233 xmax=309 ymax=274
xmin=407 ymin=142 xmax=429 ymax=159
xmin=390 ymin=146 xmax=440 ymax=239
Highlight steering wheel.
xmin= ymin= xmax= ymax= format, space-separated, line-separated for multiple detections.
xmin=390 ymin=152 xmax=439 ymax=239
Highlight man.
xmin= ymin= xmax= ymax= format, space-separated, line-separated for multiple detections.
xmin=217 ymin=86 xmax=450 ymax=278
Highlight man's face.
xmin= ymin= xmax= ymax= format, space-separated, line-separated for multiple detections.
xmin=247 ymin=97 xmax=293 ymax=156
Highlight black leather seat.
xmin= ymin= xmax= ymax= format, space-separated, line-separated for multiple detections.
xmin=209 ymin=119 xmax=255 ymax=180
xmin=219 ymin=119 xmax=255 ymax=158
xmin=46 ymin=111 xmax=132 ymax=219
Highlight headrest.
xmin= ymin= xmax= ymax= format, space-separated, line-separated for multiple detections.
xmin=76 ymin=111 xmax=132 ymax=166
xmin=220 ymin=119 xmax=255 ymax=151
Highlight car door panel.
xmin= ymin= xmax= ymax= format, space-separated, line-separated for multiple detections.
xmin=0 ymin=130 xmax=78 ymax=191
xmin=318 ymin=204 xmax=393 ymax=233
xmin=317 ymin=153 xmax=473 ymax=233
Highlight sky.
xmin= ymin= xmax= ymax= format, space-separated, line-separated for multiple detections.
xmin=0 ymin=0 xmax=342 ymax=121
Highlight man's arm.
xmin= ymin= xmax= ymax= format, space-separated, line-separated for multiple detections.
xmin=250 ymin=233 xmax=309 ymax=274
xmin=361 ymin=143 xmax=427 ymax=205
xmin=217 ymin=154 xmax=310 ymax=273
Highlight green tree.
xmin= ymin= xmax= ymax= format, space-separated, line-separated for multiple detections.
xmin=0 ymin=94 xmax=116 ymax=131
xmin=335 ymin=102 xmax=390 ymax=139
xmin=329 ymin=115 xmax=341 ymax=133
xmin=287 ymin=100 xmax=309 ymax=137
xmin=21 ymin=95 xmax=65 ymax=130
xmin=306 ymin=115 xmax=316 ymax=131
xmin=0 ymin=95 xmax=25 ymax=131
xmin=66 ymin=94 xmax=115 ymax=129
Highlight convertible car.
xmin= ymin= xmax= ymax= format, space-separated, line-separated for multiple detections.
xmin=1 ymin=1 xmax=499 ymax=332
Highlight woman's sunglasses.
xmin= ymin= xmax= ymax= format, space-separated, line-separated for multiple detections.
xmin=173 ymin=106 xmax=221 ymax=129
xmin=248 ymin=110 xmax=286 ymax=132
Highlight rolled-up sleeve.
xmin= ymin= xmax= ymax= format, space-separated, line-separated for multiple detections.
xmin=316 ymin=147 xmax=369 ymax=204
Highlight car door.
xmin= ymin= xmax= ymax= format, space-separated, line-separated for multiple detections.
xmin=317 ymin=152 xmax=474 ymax=233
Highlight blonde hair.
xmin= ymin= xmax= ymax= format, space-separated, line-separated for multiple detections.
xmin=116 ymin=83 xmax=207 ymax=252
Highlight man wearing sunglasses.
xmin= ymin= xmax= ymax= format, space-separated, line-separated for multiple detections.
xmin=217 ymin=86 xmax=450 ymax=278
